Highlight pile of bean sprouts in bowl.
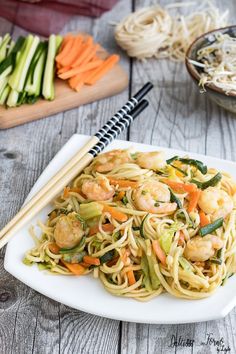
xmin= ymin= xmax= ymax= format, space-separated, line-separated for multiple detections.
xmin=185 ymin=26 xmax=236 ymax=114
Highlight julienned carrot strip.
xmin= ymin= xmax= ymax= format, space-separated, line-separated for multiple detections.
xmin=102 ymin=204 xmax=128 ymax=223
xmin=108 ymin=178 xmax=139 ymax=188
xmin=114 ymin=191 xmax=125 ymax=202
xmin=61 ymin=260 xmax=85 ymax=275
xmin=75 ymin=80 xmax=85 ymax=93
xmin=83 ymin=255 xmax=100 ymax=266
xmin=60 ymin=34 xmax=73 ymax=51
xmin=178 ymin=231 xmax=185 ymax=246
xmin=48 ymin=243 xmax=60 ymax=254
xmin=60 ymin=35 xmax=83 ymax=67
xmin=56 ymin=37 xmax=75 ymax=63
xmin=58 ymin=65 xmax=71 ymax=75
xmin=63 ymin=186 xmax=70 ymax=199
xmin=84 ymin=54 xmax=120 ymax=85
xmin=127 ymin=270 xmax=136 ymax=286
xmin=71 ymin=43 xmax=99 ymax=68
xmin=188 ymin=189 xmax=201 ymax=213
xmin=59 ymin=59 xmax=103 ymax=80
xmin=199 ymin=210 xmax=210 ymax=227
xmin=152 ymin=240 xmax=166 ymax=266
xmin=89 ymin=223 xmax=115 ymax=236
xmin=69 ymin=36 xmax=94 ymax=67
xmin=161 ymin=179 xmax=197 ymax=193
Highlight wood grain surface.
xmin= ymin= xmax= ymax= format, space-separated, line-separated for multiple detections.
xmin=0 ymin=1 xmax=236 ymax=353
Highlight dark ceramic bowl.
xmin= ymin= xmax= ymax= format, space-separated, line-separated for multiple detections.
xmin=185 ymin=25 xmax=236 ymax=113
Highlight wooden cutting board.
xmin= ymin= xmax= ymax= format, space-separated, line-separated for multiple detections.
xmin=0 ymin=48 xmax=128 ymax=129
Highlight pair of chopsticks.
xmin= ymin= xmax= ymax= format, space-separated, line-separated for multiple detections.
xmin=0 ymin=82 xmax=153 ymax=248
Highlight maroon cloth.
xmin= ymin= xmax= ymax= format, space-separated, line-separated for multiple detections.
xmin=0 ymin=0 xmax=118 ymax=36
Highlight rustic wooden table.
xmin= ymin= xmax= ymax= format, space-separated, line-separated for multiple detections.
xmin=1 ymin=1 xmax=236 ymax=353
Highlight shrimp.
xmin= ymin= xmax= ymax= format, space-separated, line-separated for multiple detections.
xmin=184 ymin=234 xmax=223 ymax=262
xmin=54 ymin=213 xmax=85 ymax=249
xmin=198 ymin=186 xmax=233 ymax=220
xmin=94 ymin=150 xmax=130 ymax=173
xmin=81 ymin=176 xmax=115 ymax=201
xmin=136 ymin=151 xmax=165 ymax=170
xmin=133 ymin=180 xmax=177 ymax=214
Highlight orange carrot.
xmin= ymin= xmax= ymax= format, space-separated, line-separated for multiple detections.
xmin=83 ymin=255 xmax=100 ymax=266
xmin=152 ymin=240 xmax=166 ymax=266
xmin=58 ymin=59 xmax=103 ymax=80
xmin=48 ymin=243 xmax=60 ymax=254
xmin=71 ymin=43 xmax=99 ymax=68
xmin=58 ymin=65 xmax=71 ymax=75
xmin=89 ymin=223 xmax=115 ymax=236
xmin=69 ymin=187 xmax=81 ymax=193
xmin=127 ymin=270 xmax=136 ymax=286
xmin=188 ymin=189 xmax=201 ymax=213
xmin=60 ymin=34 xmax=73 ymax=51
xmin=161 ymin=179 xmax=197 ymax=193
xmin=120 ymin=248 xmax=130 ymax=263
xmin=56 ymin=37 xmax=75 ymax=63
xmin=199 ymin=210 xmax=210 ymax=227
xmin=59 ymin=35 xmax=83 ymax=67
xmin=114 ymin=191 xmax=125 ymax=202
xmin=69 ymin=36 xmax=94 ymax=67
xmin=178 ymin=231 xmax=185 ymax=246
xmin=61 ymin=260 xmax=85 ymax=275
xmin=63 ymin=186 xmax=70 ymax=199
xmin=102 ymin=204 xmax=128 ymax=223
xmin=84 ymin=54 xmax=120 ymax=85
xmin=108 ymin=178 xmax=139 ymax=189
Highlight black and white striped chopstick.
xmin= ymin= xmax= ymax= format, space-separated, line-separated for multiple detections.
xmin=90 ymin=99 xmax=149 ymax=157
xmin=94 ymin=82 xmax=153 ymax=140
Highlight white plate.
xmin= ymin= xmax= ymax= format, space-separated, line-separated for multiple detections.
xmin=4 ymin=134 xmax=236 ymax=324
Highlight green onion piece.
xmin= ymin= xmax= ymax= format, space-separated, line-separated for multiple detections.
xmin=100 ymin=250 xmax=115 ymax=264
xmin=59 ymin=236 xmax=86 ymax=254
xmin=199 ymin=217 xmax=223 ymax=237
xmin=169 ymin=188 xmax=182 ymax=209
xmin=75 ymin=214 xmax=87 ymax=230
xmin=122 ymin=195 xmax=128 ymax=205
xmin=169 ymin=163 xmax=187 ymax=176
xmin=191 ymin=172 xmax=222 ymax=190
xmin=62 ymin=251 xmax=86 ymax=263
xmin=140 ymin=214 xmax=149 ymax=238
xmin=166 ymin=155 xmax=207 ymax=174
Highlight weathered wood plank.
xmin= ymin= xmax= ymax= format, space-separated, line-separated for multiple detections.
xmin=122 ymin=0 xmax=236 ymax=353
xmin=0 ymin=1 xmax=131 ymax=353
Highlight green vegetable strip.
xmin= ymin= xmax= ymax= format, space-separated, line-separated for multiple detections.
xmin=25 ymin=43 xmax=47 ymax=96
xmin=9 ymin=35 xmax=40 ymax=92
xmin=0 ymin=37 xmax=25 ymax=79
xmin=191 ymin=172 xmax=222 ymax=190
xmin=0 ymin=76 xmax=8 ymax=96
xmin=210 ymin=248 xmax=223 ymax=265
xmin=166 ymin=155 xmax=207 ymax=174
xmin=0 ymin=34 xmax=11 ymax=63
xmin=42 ymin=34 xmax=62 ymax=100
xmin=6 ymin=89 xmax=19 ymax=107
xmin=141 ymin=255 xmax=152 ymax=292
xmin=199 ymin=217 xmax=223 ymax=237
xmin=0 ymin=84 xmax=10 ymax=105
xmin=100 ymin=250 xmax=115 ymax=264
xmin=59 ymin=236 xmax=86 ymax=254
xmin=169 ymin=188 xmax=182 ymax=209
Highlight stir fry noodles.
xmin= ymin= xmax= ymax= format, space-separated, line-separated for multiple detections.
xmin=24 ymin=149 xmax=236 ymax=301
